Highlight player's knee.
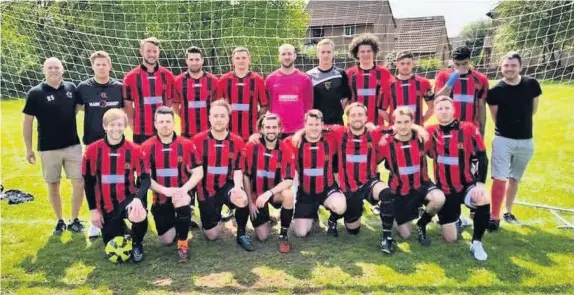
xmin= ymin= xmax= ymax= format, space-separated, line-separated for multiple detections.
xmin=399 ymin=231 xmax=411 ymax=240
xmin=256 ymin=231 xmax=269 ymax=242
xmin=346 ymin=225 xmax=361 ymax=235
xmin=281 ymin=190 xmax=294 ymax=208
xmin=443 ymin=233 xmax=458 ymax=243
xmin=204 ymin=228 xmax=220 ymax=241
xmin=159 ymin=229 xmax=176 ymax=246
xmin=233 ymin=194 xmax=248 ymax=208
xmin=429 ymin=190 xmax=446 ymax=207
xmin=330 ymin=197 xmax=347 ymax=215
xmin=293 ymin=224 xmax=309 ymax=238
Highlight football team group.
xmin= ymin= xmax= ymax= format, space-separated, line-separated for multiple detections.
xmin=22 ymin=33 xmax=541 ymax=263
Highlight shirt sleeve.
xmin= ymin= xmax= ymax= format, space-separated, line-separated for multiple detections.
xmin=340 ymin=70 xmax=352 ymax=99
xmin=122 ymin=72 xmax=134 ymax=101
xmin=303 ymin=75 xmax=314 ymax=112
xmin=257 ymin=75 xmax=269 ymax=107
xmin=486 ymin=87 xmax=499 ymax=106
xmin=137 ymin=143 xmax=150 ymax=176
xmin=211 ymin=76 xmax=219 ymax=101
xmin=242 ymin=143 xmax=252 ymax=176
xmin=22 ymin=89 xmax=38 ymax=116
xmin=468 ymin=124 xmax=487 ymax=154
xmin=531 ymin=78 xmax=543 ymax=97
xmin=173 ymin=75 xmax=182 ymax=104
xmin=381 ymin=77 xmax=392 ymax=111
xmin=233 ymin=137 xmax=246 ymax=171
xmin=281 ymin=143 xmax=296 ymax=180
xmin=421 ymin=78 xmax=435 ymax=101
xmin=434 ymin=71 xmax=447 ymax=93
xmin=165 ymin=71 xmax=175 ymax=106
xmin=346 ymin=68 xmax=356 ymax=101
xmin=188 ymin=141 xmax=203 ymax=169
xmin=478 ymin=74 xmax=489 ymax=102
xmin=216 ymin=75 xmax=226 ymax=100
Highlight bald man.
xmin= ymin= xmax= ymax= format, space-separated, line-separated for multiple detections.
xmin=23 ymin=57 xmax=85 ymax=235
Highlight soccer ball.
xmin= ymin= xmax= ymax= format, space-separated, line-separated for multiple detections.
xmin=105 ymin=235 xmax=133 ymax=263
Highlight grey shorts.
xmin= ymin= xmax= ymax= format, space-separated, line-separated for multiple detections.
xmin=39 ymin=144 xmax=83 ymax=183
xmin=491 ymin=136 xmax=534 ymax=181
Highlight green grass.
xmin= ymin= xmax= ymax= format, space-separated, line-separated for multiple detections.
xmin=2 ymin=82 xmax=574 ymax=295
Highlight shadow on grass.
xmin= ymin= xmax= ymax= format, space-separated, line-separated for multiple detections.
xmin=10 ymin=208 xmax=574 ymax=294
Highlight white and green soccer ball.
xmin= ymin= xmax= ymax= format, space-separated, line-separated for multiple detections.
xmin=105 ymin=235 xmax=132 ymax=263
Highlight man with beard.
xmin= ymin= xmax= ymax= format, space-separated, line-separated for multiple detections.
xmin=141 ymin=107 xmax=204 ymax=262
xmin=217 ymin=47 xmax=268 ymax=141
xmin=243 ymin=114 xmax=295 ymax=253
xmin=173 ymin=46 xmax=226 ymax=226
xmin=377 ymin=107 xmax=445 ymax=250
xmin=82 ymin=109 xmax=149 ymax=262
xmin=426 ymin=96 xmax=491 ymax=261
xmin=123 ymin=37 xmax=175 ymax=144
xmin=191 ymin=100 xmax=254 ymax=251
xmin=265 ymin=44 xmax=313 ymax=138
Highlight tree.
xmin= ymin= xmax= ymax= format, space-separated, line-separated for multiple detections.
xmin=459 ymin=19 xmax=492 ymax=60
xmin=492 ymin=0 xmax=574 ymax=67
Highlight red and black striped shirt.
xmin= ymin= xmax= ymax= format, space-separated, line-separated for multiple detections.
xmin=426 ymin=120 xmax=486 ymax=194
xmin=326 ymin=125 xmax=390 ymax=193
xmin=291 ymin=135 xmax=338 ymax=195
xmin=346 ymin=65 xmax=392 ymax=125
xmin=217 ymin=71 xmax=268 ymax=141
xmin=377 ymin=134 xmax=430 ymax=196
xmin=243 ymin=139 xmax=295 ymax=201
xmin=174 ymin=72 xmax=218 ymax=138
xmin=141 ymin=133 xmax=202 ymax=205
xmin=82 ymin=137 xmax=145 ymax=213
xmin=384 ymin=74 xmax=433 ymax=125
xmin=435 ymin=69 xmax=489 ymax=124
xmin=191 ymin=130 xmax=245 ymax=201
xmin=122 ymin=64 xmax=175 ymax=136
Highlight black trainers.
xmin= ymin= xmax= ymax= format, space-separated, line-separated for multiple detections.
xmin=488 ymin=218 xmax=500 ymax=232
xmin=326 ymin=220 xmax=339 ymax=237
xmin=221 ymin=206 xmax=234 ymax=222
xmin=68 ymin=218 xmax=85 ymax=233
xmin=503 ymin=213 xmax=521 ymax=225
xmin=237 ymin=234 xmax=255 ymax=251
xmin=54 ymin=220 xmax=67 ymax=235
xmin=380 ymin=237 xmax=394 ymax=254
xmin=417 ymin=226 xmax=431 ymax=247
xmin=132 ymin=243 xmax=144 ymax=263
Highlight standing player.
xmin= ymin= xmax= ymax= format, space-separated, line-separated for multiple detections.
xmin=265 ymin=44 xmax=313 ymax=138
xmin=306 ymin=39 xmax=351 ymax=125
xmin=173 ymin=46 xmax=221 ymax=226
xmin=487 ymin=52 xmax=542 ymax=229
xmin=141 ymin=107 xmax=204 ymax=262
xmin=191 ymin=100 xmax=254 ymax=251
xmin=377 ymin=107 xmax=445 ymax=251
xmin=217 ymin=47 xmax=268 ymax=141
xmin=82 ymin=109 xmax=149 ymax=262
xmin=434 ymin=46 xmax=489 ymax=135
xmin=346 ymin=33 xmax=393 ymax=125
xmin=123 ymin=37 xmax=175 ymax=144
xmin=384 ymin=51 xmax=434 ymax=125
xmin=23 ymin=57 xmax=85 ymax=234
xmin=243 ymin=114 xmax=295 ymax=253
xmin=427 ymin=96 xmax=491 ymax=260
xmin=289 ymin=110 xmax=347 ymax=238
xmin=173 ymin=46 xmax=218 ymax=138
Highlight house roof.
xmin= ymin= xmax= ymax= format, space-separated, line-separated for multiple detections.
xmin=305 ymin=0 xmax=391 ymax=27
xmin=394 ymin=16 xmax=449 ymax=54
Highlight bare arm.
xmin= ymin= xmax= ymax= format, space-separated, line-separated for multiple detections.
xmin=172 ymin=103 xmax=181 ymax=119
xmin=233 ymin=169 xmax=244 ymax=189
xmin=123 ymin=101 xmax=135 ymax=131
xmin=150 ymin=178 xmax=169 ymax=196
xmin=489 ymin=105 xmax=498 ymax=124
xmin=181 ymin=166 xmax=203 ymax=192
xmin=269 ymin=179 xmax=293 ymax=195
xmin=423 ymin=100 xmax=434 ymax=122
xmin=533 ymin=96 xmax=540 ymax=115
xmin=23 ymin=115 xmax=34 ymax=152
xmin=478 ymin=99 xmax=486 ymax=135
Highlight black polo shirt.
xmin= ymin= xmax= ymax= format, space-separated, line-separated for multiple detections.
xmin=76 ymin=78 xmax=123 ymax=145
xmin=487 ymin=76 xmax=542 ymax=139
xmin=306 ymin=66 xmax=351 ymax=125
xmin=22 ymin=81 xmax=80 ymax=151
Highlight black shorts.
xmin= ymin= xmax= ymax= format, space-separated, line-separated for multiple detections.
xmin=394 ymin=181 xmax=438 ymax=225
xmin=294 ymin=185 xmax=341 ymax=219
xmin=151 ymin=201 xmax=176 ymax=236
xmin=251 ymin=195 xmax=283 ymax=228
xmin=438 ymin=183 xmax=476 ymax=225
xmin=101 ymin=196 xmax=139 ymax=244
xmin=343 ymin=179 xmax=381 ymax=223
xmin=133 ymin=133 xmax=154 ymax=145
xmin=198 ymin=182 xmax=237 ymax=230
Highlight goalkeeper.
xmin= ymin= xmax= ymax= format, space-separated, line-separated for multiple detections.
xmin=82 ymin=109 xmax=149 ymax=263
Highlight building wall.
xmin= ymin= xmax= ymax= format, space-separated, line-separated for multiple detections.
xmin=306 ymin=24 xmax=373 ymax=53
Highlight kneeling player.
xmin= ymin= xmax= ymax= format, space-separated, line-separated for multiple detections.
xmin=378 ymin=107 xmax=445 ymax=253
xmin=427 ymin=96 xmax=490 ymax=260
xmin=82 ymin=109 xmax=149 ymax=262
xmin=191 ymin=100 xmax=254 ymax=251
xmin=244 ymin=114 xmax=295 ymax=253
xmin=290 ymin=110 xmax=347 ymax=237
xmin=142 ymin=107 xmax=203 ymax=262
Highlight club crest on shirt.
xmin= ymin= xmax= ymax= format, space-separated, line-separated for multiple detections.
xmin=66 ymin=91 xmax=73 ymax=98
xmin=229 ymin=152 xmax=234 ymax=159
xmin=458 ymin=143 xmax=464 ymax=149
xmin=177 ymin=156 xmax=183 ymax=163
xmin=324 ymin=81 xmax=332 ymax=90
xmin=125 ymin=163 xmax=131 ymax=169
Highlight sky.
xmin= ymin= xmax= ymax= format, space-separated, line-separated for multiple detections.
xmin=388 ymin=0 xmax=499 ymax=37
